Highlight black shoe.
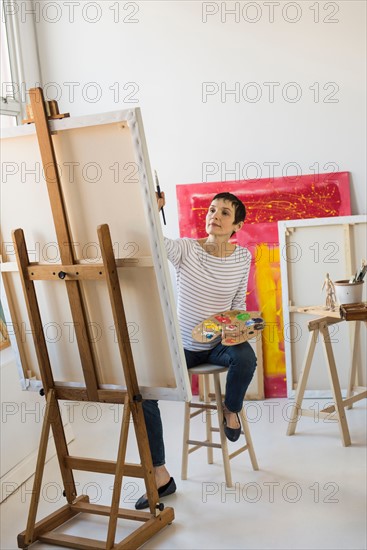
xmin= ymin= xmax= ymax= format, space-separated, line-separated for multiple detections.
xmin=223 ymin=413 xmax=241 ymax=442
xmin=135 ymin=477 xmax=177 ymax=510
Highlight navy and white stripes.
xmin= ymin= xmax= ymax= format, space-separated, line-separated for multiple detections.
xmin=164 ymin=237 xmax=252 ymax=351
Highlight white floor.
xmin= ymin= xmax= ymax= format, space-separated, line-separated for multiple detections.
xmin=1 ymin=398 xmax=366 ymax=550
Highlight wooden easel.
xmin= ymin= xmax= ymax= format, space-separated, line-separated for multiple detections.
xmin=14 ymin=88 xmax=174 ymax=549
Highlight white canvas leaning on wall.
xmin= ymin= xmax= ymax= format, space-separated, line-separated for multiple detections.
xmin=279 ymin=215 xmax=367 ymax=398
xmin=1 ymin=108 xmax=191 ymax=401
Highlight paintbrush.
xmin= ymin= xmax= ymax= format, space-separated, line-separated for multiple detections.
xmin=154 ymin=170 xmax=166 ymax=225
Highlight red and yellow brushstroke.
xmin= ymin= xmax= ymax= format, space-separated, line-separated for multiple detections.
xmin=177 ymin=172 xmax=351 ymax=397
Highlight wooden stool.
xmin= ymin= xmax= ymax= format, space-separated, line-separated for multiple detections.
xmin=181 ymin=364 xmax=258 ymax=487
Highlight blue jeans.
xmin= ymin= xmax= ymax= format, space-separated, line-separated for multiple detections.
xmin=142 ymin=341 xmax=257 ymax=467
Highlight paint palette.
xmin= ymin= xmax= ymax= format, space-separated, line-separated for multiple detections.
xmin=192 ymin=310 xmax=265 ymax=346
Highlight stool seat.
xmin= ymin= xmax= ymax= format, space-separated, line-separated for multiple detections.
xmin=182 ymin=363 xmax=258 ymax=487
xmin=188 ymin=364 xmax=227 ymax=375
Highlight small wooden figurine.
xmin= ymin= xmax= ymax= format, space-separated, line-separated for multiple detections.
xmin=322 ymin=272 xmax=337 ymax=311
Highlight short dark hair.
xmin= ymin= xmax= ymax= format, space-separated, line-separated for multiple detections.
xmin=212 ymin=192 xmax=246 ymax=224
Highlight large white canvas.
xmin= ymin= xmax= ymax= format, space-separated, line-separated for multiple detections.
xmin=1 ymin=109 xmax=191 ymax=401
xmin=279 ymin=215 xmax=367 ymax=398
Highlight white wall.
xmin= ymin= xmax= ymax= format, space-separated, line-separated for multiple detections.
xmin=0 ymin=350 xmax=42 ymax=478
xmin=0 ymin=350 xmax=74 ymax=502
xmin=25 ymin=0 xmax=366 ymax=242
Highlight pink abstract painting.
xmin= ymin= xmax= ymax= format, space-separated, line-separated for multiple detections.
xmin=176 ymin=172 xmax=351 ymax=397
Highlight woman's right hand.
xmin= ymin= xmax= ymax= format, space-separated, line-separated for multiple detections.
xmin=155 ymin=191 xmax=166 ymax=211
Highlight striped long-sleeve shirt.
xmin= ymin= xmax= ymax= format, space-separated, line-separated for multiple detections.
xmin=164 ymin=237 xmax=252 ymax=351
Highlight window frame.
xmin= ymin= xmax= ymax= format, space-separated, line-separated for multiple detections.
xmin=1 ymin=0 xmax=40 ymax=125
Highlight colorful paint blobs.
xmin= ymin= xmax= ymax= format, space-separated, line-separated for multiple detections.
xmin=177 ymin=173 xmax=351 ymax=397
xmin=202 ymin=320 xmax=221 ymax=340
xmin=215 ymin=314 xmax=231 ymax=323
xmin=236 ymin=312 xmax=251 ymax=321
xmin=204 ymin=321 xmax=220 ymax=331
xmin=245 ymin=319 xmax=255 ymax=326
xmin=224 ymin=338 xmax=237 ymax=345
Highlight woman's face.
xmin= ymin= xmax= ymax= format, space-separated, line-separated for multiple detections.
xmin=205 ymin=199 xmax=243 ymax=238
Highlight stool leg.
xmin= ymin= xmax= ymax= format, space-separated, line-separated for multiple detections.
xmin=198 ymin=374 xmax=204 ymax=401
xmin=203 ymin=374 xmax=214 ymax=464
xmin=239 ymin=408 xmax=259 ymax=470
xmin=181 ymin=401 xmax=191 ymax=480
xmin=213 ymin=373 xmax=232 ymax=488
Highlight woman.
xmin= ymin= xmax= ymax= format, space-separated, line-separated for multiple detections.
xmin=136 ymin=192 xmax=257 ymax=509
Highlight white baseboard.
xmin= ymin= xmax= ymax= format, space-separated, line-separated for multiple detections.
xmin=0 ymin=422 xmax=74 ymax=503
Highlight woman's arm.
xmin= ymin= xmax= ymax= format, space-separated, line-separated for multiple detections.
xmin=231 ymin=252 xmax=252 ymax=310
xmin=155 ymin=190 xmax=188 ymax=267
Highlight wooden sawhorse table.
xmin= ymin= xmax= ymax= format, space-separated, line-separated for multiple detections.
xmin=286 ymin=307 xmax=367 ymax=446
